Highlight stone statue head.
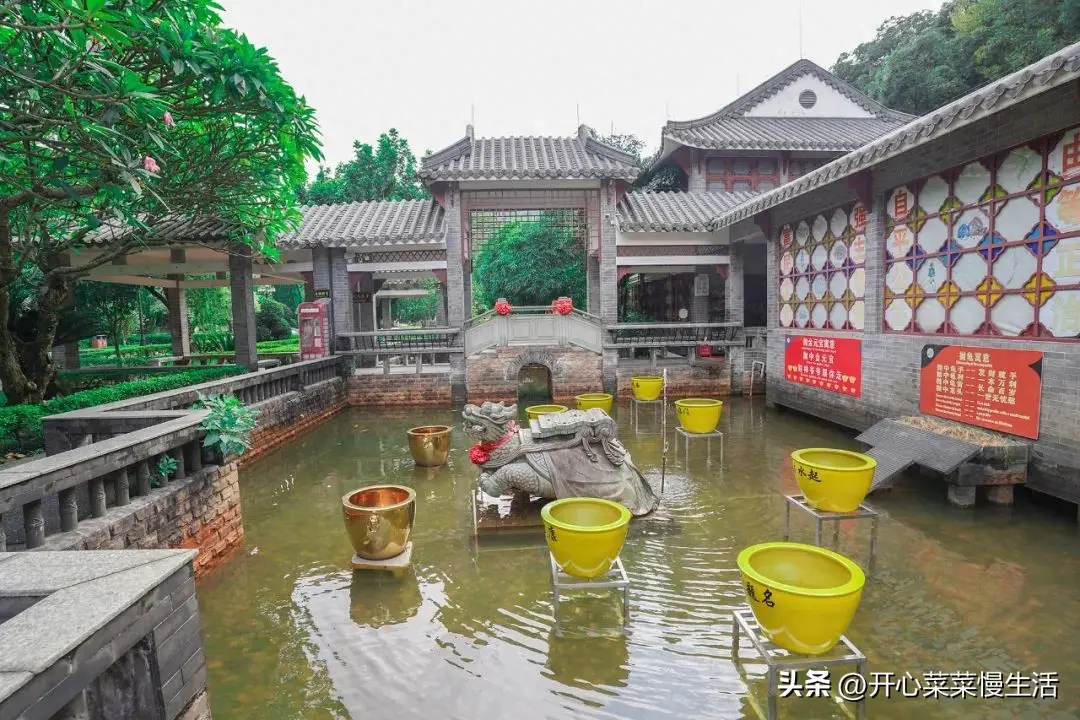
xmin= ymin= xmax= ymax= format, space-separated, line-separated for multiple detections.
xmin=462 ymin=402 xmax=517 ymax=442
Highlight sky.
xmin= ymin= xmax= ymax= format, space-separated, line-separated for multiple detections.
xmin=219 ymin=0 xmax=944 ymax=172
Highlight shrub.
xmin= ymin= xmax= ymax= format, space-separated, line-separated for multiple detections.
xmin=0 ymin=366 xmax=248 ymax=455
xmin=192 ymin=331 xmax=234 ymax=353
xmin=195 ymin=392 xmax=259 ymax=458
xmin=255 ymin=298 xmax=292 ymax=341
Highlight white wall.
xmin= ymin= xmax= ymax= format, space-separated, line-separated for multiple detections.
xmin=743 ymin=75 xmax=873 ymax=119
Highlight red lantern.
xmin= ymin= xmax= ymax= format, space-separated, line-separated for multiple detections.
xmin=494 ymin=299 xmax=512 ymax=316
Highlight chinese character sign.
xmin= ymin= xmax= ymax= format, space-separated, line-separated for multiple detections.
xmin=919 ymin=345 xmax=1043 ymax=440
xmin=784 ymin=335 xmax=862 ymax=397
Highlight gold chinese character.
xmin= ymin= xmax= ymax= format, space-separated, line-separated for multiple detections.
xmin=978 ymin=368 xmax=986 ymax=377
xmin=1008 ymin=387 xmax=1016 ymax=397
xmin=1008 ymin=397 xmax=1016 ymax=405
xmin=1009 ymin=371 xmax=1018 ymax=380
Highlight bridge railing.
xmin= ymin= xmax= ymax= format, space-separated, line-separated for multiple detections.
xmin=605 ymin=322 xmax=744 ymax=364
xmin=463 ymin=308 xmax=603 ymax=355
xmin=337 ymin=329 xmax=463 ymax=373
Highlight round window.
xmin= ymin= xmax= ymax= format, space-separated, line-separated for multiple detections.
xmin=798 ymin=89 xmax=817 ymax=109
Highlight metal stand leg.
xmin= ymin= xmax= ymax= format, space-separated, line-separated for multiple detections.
xmin=623 ymin=585 xmax=630 ymax=625
xmin=767 ymin=667 xmax=778 ymax=720
xmin=782 ymin=500 xmax=791 ymax=541
xmin=869 ymin=516 xmax=880 ymax=573
xmin=832 ymin=521 xmax=840 ymax=549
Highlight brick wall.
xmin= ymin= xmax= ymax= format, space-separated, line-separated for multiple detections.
xmin=465 ymin=346 xmax=603 ymax=404
xmin=616 ymin=359 xmax=732 ymax=398
xmin=239 ymin=378 xmax=349 ymax=466
xmin=347 ymin=373 xmax=453 ymax=406
xmin=40 ymin=463 xmax=244 ymax=578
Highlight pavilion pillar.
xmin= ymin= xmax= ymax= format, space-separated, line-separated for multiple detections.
xmin=436 ymin=280 xmax=448 ymax=326
xmin=587 ymin=254 xmax=601 ymax=315
xmin=329 ymin=249 xmax=352 ymax=344
xmin=864 ymin=190 xmax=887 ymax=335
xmin=228 ymin=246 xmax=258 ymax=371
xmin=691 ymin=268 xmax=711 ymax=324
xmin=599 ymin=181 xmax=619 ymax=395
xmin=166 ymin=248 xmax=190 ymax=357
xmin=379 ymin=294 xmax=392 ymax=329
xmin=726 ymin=242 xmax=745 ymax=325
xmin=442 ymin=184 xmax=467 ymax=403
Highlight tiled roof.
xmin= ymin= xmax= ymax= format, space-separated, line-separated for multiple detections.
xmin=82 ymin=215 xmax=238 ymax=246
xmin=709 ymin=41 xmax=1080 ymax=231
xmin=663 ymin=59 xmax=912 ymax=152
xmin=277 ymin=199 xmax=445 ymax=249
xmin=420 ymin=125 xmax=640 ymax=182
xmin=664 ymin=117 xmax=906 ymax=151
xmin=618 ymin=191 xmax=757 ymax=232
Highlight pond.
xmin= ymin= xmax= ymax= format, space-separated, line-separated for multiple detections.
xmin=197 ymin=400 xmax=1080 ymax=719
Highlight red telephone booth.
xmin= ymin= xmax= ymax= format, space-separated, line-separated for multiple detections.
xmin=298 ymin=299 xmax=331 ymax=360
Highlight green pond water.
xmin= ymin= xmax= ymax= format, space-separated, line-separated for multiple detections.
xmin=197 ymin=400 xmax=1080 ymax=719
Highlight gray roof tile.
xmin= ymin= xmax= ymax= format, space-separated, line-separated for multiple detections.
xmin=274 ymin=199 xmax=444 ymax=249
xmin=709 ymin=41 xmax=1080 ymax=230
xmin=663 ymin=59 xmax=912 ymax=152
xmin=420 ymin=125 xmax=639 ymax=182
xmin=618 ymin=191 xmax=757 ymax=232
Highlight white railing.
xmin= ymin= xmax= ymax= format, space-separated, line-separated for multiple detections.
xmin=463 ymin=307 xmax=603 ymax=355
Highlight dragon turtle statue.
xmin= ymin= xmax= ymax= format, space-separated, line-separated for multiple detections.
xmin=462 ymin=402 xmax=659 ymax=516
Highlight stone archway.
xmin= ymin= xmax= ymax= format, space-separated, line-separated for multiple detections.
xmin=503 ymin=348 xmax=563 ymax=382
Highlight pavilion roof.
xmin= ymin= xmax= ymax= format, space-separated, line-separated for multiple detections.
xmin=277 ymin=199 xmax=444 ymax=249
xmin=617 ymin=191 xmax=756 ymax=232
xmin=81 ymin=215 xmax=239 ymax=247
xmin=420 ymin=125 xmax=640 ymax=182
xmin=708 ymin=40 xmax=1080 ymax=231
xmin=662 ymin=59 xmax=912 ymax=153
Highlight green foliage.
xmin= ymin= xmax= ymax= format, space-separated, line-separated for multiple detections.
xmin=0 ymin=0 xmax=321 ymax=404
xmin=74 ymin=282 xmax=140 ymax=361
xmin=0 ymin=366 xmax=246 ymax=453
xmin=300 ymin=129 xmax=428 ymax=205
xmin=271 ymin=284 xmax=304 ymax=325
xmin=391 ymin=278 xmax=440 ymax=326
xmin=195 ymin=392 xmax=259 ymax=458
xmin=187 ymin=282 xmax=232 ymax=333
xmin=152 ymin=454 xmax=178 ymax=487
xmin=472 ymin=218 xmax=586 ymax=309
xmin=255 ymin=297 xmax=292 ymax=341
xmin=833 ymin=0 xmax=1080 ymax=115
xmin=592 ymin=128 xmax=684 ymax=192
xmin=192 ymin=331 xmax=234 ymax=353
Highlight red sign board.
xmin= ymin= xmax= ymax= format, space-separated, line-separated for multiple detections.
xmin=919 ymin=345 xmax=1043 ymax=440
xmin=784 ymin=335 xmax=862 ymax=397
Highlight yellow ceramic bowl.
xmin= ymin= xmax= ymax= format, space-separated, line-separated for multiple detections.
xmin=791 ymin=448 xmax=877 ymax=513
xmin=631 ymin=376 xmax=664 ymax=401
xmin=542 ymin=497 xmax=631 ymax=579
xmin=575 ymin=393 xmax=614 ymax=413
xmin=525 ymin=404 xmax=568 ymax=421
xmin=674 ymin=398 xmax=723 ymax=434
xmin=738 ymin=542 xmax=865 ymax=655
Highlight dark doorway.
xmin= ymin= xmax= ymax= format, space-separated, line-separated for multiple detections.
xmin=516 ymin=363 xmax=552 ymax=404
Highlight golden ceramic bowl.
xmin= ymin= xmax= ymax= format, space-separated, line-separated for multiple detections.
xmin=792 ymin=448 xmax=877 ymax=513
xmin=342 ymin=485 xmax=416 ymax=560
xmin=674 ymin=398 xmax=723 ymax=434
xmin=407 ymin=425 xmax=452 ymax=467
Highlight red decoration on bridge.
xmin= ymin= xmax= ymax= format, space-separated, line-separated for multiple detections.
xmin=919 ymin=345 xmax=1043 ymax=440
xmin=784 ymin=335 xmax=862 ymax=397
xmin=494 ymin=299 xmax=512 ymax=316
xmin=551 ymin=297 xmax=573 ymax=315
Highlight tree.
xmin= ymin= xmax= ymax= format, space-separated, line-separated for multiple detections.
xmin=271 ymin=283 xmax=303 ymax=326
xmin=391 ymin=277 xmax=440 ymax=326
xmin=472 ymin=218 xmax=586 ymax=309
xmin=593 ymin=128 xmax=684 ymax=192
xmin=254 ymin=296 xmax=291 ymax=341
xmin=187 ymin=283 xmax=231 ymax=333
xmin=299 ymin=129 xmax=428 ymax=205
xmin=0 ymin=1 xmax=321 ymax=403
xmin=832 ymin=0 xmax=1080 ymax=116
xmin=75 ymin=281 xmax=138 ymax=361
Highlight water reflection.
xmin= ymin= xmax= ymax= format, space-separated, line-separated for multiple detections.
xmin=197 ymin=401 xmax=1080 ymax=720
xmin=349 ymin=569 xmax=423 ymax=629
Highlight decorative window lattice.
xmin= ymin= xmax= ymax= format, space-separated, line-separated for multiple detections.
xmin=705 ymin=157 xmax=780 ymax=193
xmin=883 ymin=124 xmax=1080 ymax=340
xmin=468 ymin=208 xmax=586 ymax=256
xmin=777 ymin=202 xmax=869 ymax=331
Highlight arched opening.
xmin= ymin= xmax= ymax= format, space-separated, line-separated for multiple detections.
xmin=516 ymin=363 xmax=552 ymax=404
